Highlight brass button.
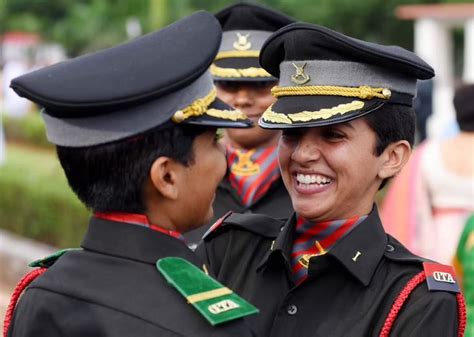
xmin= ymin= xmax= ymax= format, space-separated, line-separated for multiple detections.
xmin=382 ymin=88 xmax=392 ymax=99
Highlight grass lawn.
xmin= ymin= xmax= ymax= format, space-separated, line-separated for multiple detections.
xmin=0 ymin=142 xmax=90 ymax=247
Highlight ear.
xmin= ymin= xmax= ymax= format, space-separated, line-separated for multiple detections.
xmin=149 ymin=157 xmax=180 ymax=200
xmin=377 ymin=140 xmax=411 ymax=180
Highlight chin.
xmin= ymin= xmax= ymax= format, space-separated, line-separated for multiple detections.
xmin=293 ymin=202 xmax=325 ymax=220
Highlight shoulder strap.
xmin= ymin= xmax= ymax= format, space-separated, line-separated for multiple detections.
xmin=3 ymin=268 xmax=47 ymax=337
xmin=378 ymin=271 xmax=466 ymax=337
xmin=157 ymin=257 xmax=258 ymax=326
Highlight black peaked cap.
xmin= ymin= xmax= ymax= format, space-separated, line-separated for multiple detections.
xmin=10 ymin=11 xmax=252 ymax=147
xmin=258 ymin=22 xmax=435 ymax=129
xmin=211 ymin=3 xmax=293 ymax=82
xmin=12 ymin=11 xmax=220 ymax=117
xmin=216 ymin=2 xmax=294 ymax=31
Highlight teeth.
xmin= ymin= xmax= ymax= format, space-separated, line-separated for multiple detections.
xmin=296 ymin=173 xmax=332 ymax=185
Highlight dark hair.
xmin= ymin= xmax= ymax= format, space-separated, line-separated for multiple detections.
xmin=364 ymin=104 xmax=416 ymax=188
xmin=56 ymin=125 xmax=207 ymax=213
xmin=453 ymin=83 xmax=474 ymax=132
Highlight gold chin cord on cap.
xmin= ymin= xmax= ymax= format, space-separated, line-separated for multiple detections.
xmin=172 ymin=87 xmax=249 ymax=123
xmin=271 ymin=85 xmax=392 ymax=100
xmin=210 ymin=64 xmax=272 ymax=78
xmin=210 ymin=50 xmax=272 ymax=78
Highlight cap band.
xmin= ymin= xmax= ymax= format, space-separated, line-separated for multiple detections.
xmin=220 ymin=30 xmax=272 ymax=53
xmin=43 ymin=71 xmax=213 ymax=147
xmin=279 ymin=60 xmax=416 ymax=96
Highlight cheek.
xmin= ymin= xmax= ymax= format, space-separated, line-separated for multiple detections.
xmin=216 ymin=89 xmax=235 ymax=106
xmin=278 ymin=143 xmax=292 ymax=176
xmin=257 ymin=93 xmax=276 ymax=110
xmin=208 ymin=148 xmax=226 ymax=182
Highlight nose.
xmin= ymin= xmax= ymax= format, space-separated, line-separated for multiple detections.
xmin=233 ymin=87 xmax=253 ymax=108
xmin=290 ymin=134 xmax=321 ymax=164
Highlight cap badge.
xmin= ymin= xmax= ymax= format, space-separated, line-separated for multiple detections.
xmin=231 ymin=149 xmax=260 ymax=176
xmin=233 ymin=32 xmax=252 ymax=51
xmin=291 ymin=63 xmax=310 ymax=85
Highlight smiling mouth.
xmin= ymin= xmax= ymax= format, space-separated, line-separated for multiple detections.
xmin=295 ymin=173 xmax=333 ymax=187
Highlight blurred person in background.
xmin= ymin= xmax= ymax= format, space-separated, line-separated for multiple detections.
xmin=413 ymin=79 xmax=433 ymax=142
xmin=454 ymin=213 xmax=474 ymax=337
xmin=185 ymin=3 xmax=294 ymax=248
xmin=382 ymin=83 xmax=474 ymax=265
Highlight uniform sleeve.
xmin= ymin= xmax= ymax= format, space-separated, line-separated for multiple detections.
xmin=389 ymin=286 xmax=459 ymax=337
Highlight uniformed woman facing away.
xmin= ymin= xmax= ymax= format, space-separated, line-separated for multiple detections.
xmin=5 ymin=11 xmax=258 ymax=337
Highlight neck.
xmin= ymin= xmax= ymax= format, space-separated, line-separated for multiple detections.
xmin=224 ymin=135 xmax=280 ymax=150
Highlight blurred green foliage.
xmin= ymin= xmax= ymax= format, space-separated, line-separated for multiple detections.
xmin=0 ymin=143 xmax=90 ymax=247
xmin=3 ymin=112 xmax=52 ymax=149
xmin=1 ymin=0 xmax=468 ymax=57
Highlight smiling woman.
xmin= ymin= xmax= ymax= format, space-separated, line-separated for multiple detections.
xmin=197 ymin=20 xmax=465 ymax=337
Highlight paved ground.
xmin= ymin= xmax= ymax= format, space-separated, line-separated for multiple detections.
xmin=1 ymin=284 xmax=13 ymax=330
xmin=0 ymin=229 xmax=55 ymax=332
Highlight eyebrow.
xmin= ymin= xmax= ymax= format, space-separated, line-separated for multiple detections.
xmin=337 ymin=121 xmax=355 ymax=130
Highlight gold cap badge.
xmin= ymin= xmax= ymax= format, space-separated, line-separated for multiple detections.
xmin=233 ymin=32 xmax=252 ymax=51
xmin=291 ymin=62 xmax=310 ymax=85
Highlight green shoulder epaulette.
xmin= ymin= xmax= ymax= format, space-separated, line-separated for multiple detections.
xmin=157 ymin=257 xmax=259 ymax=325
xmin=29 ymin=248 xmax=82 ymax=268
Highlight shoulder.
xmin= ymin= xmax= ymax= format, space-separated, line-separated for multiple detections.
xmin=383 ymin=235 xmax=428 ymax=264
xmin=202 ymin=211 xmax=285 ymax=242
xmin=385 ymin=235 xmax=461 ymax=289
xmin=382 ymin=235 xmax=462 ymax=315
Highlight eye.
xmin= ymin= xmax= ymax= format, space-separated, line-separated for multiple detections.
xmin=281 ymin=129 xmax=301 ymax=143
xmin=216 ymin=81 xmax=239 ymax=93
xmin=253 ymin=81 xmax=277 ymax=93
xmin=323 ymin=128 xmax=345 ymax=141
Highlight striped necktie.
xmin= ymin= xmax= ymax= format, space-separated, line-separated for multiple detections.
xmin=291 ymin=215 xmax=368 ymax=285
xmin=227 ymin=145 xmax=280 ymax=207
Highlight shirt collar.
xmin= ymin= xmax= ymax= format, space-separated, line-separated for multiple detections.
xmin=81 ymin=216 xmax=200 ymax=266
xmin=257 ymin=205 xmax=387 ymax=286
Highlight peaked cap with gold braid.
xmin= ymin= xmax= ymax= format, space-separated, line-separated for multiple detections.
xmin=258 ymin=22 xmax=435 ymax=129
xmin=212 ymin=3 xmax=293 ymax=82
xmin=10 ymin=11 xmax=252 ymax=147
